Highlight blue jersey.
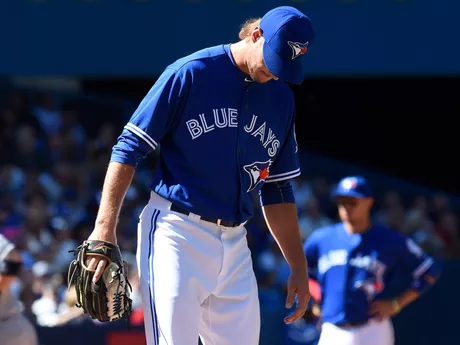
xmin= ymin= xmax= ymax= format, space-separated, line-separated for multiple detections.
xmin=303 ymin=223 xmax=439 ymax=325
xmin=111 ymin=44 xmax=300 ymax=223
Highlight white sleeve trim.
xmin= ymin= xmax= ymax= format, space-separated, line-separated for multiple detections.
xmin=124 ymin=123 xmax=158 ymax=150
xmin=266 ymin=168 xmax=301 ymax=180
xmin=412 ymin=258 xmax=433 ymax=278
xmin=265 ymin=168 xmax=301 ymax=183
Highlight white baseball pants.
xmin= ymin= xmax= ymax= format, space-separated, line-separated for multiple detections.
xmin=136 ymin=192 xmax=260 ymax=345
xmin=318 ymin=319 xmax=394 ymax=345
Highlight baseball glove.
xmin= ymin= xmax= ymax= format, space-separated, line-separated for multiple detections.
xmin=67 ymin=240 xmax=133 ymax=322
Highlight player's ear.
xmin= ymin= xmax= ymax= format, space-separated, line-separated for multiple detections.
xmin=367 ymin=197 xmax=375 ymax=209
xmin=251 ymin=27 xmax=263 ymax=43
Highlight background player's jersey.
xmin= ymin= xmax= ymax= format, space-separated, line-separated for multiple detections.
xmin=304 ymin=223 xmax=436 ymax=324
xmin=0 ymin=234 xmax=21 ymax=319
xmin=111 ymin=44 xmax=300 ymax=224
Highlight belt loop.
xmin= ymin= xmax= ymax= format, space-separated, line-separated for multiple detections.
xmin=216 ymin=219 xmax=222 ymax=226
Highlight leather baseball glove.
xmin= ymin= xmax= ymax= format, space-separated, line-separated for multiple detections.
xmin=67 ymin=240 xmax=133 ymax=322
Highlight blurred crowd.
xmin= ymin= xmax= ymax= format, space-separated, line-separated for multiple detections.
xmin=0 ymin=89 xmax=459 ymax=334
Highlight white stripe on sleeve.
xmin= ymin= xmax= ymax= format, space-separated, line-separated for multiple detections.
xmin=265 ymin=168 xmax=301 ymax=183
xmin=124 ymin=123 xmax=158 ymax=150
xmin=413 ymin=258 xmax=433 ymax=278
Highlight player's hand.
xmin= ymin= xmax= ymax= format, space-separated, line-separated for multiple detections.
xmin=368 ymin=299 xmax=400 ymax=321
xmin=85 ymin=230 xmax=117 ymax=284
xmin=284 ymin=269 xmax=311 ymax=324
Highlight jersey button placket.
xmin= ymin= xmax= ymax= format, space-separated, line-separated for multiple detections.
xmin=237 ymin=88 xmax=250 ymax=164
xmin=235 ymin=85 xmax=251 ymax=219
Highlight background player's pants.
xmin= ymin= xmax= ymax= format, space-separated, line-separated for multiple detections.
xmin=0 ymin=314 xmax=39 ymax=345
xmin=318 ymin=319 xmax=394 ymax=345
xmin=136 ymin=192 xmax=260 ymax=345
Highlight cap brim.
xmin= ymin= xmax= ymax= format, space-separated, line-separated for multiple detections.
xmin=333 ymin=191 xmax=367 ymax=199
xmin=263 ymin=42 xmax=304 ymax=85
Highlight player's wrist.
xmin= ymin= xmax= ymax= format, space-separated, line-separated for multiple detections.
xmin=289 ymin=261 xmax=307 ymax=274
xmin=88 ymin=228 xmax=117 ymax=245
xmin=392 ymin=298 xmax=401 ymax=313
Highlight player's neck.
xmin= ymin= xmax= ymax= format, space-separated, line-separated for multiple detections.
xmin=229 ymin=40 xmax=250 ymax=76
xmin=344 ymin=219 xmax=371 ymax=234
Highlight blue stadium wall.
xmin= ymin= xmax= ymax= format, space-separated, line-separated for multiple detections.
xmin=1 ymin=0 xmax=459 ymax=76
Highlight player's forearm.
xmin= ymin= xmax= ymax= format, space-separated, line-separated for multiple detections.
xmin=94 ymin=162 xmax=135 ymax=237
xmin=395 ymin=289 xmax=419 ymax=310
xmin=396 ymin=254 xmax=441 ymax=310
xmin=262 ymin=202 xmax=307 ymax=272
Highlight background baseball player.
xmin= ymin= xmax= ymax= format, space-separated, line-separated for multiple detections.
xmin=80 ymin=5 xmax=316 ymax=345
xmin=0 ymin=233 xmax=39 ymax=345
xmin=303 ymin=176 xmax=442 ymax=345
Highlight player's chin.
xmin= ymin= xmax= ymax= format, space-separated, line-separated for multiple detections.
xmin=251 ymin=72 xmax=271 ymax=84
xmin=254 ymin=76 xmax=272 ymax=84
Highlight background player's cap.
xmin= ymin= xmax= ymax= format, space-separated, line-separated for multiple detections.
xmin=333 ymin=176 xmax=374 ymax=199
xmin=260 ymin=6 xmax=315 ymax=85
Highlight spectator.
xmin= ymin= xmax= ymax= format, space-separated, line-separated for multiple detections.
xmin=311 ymin=178 xmax=336 ymax=219
xmin=292 ymin=177 xmax=313 ymax=214
xmin=429 ymin=193 xmax=452 ymax=224
xmin=373 ymin=190 xmax=405 ymax=230
xmin=13 ymin=125 xmax=50 ymax=172
xmin=436 ymin=211 xmax=460 ymax=258
xmin=298 ymin=196 xmax=333 ymax=240
xmin=32 ymin=92 xmax=62 ymax=136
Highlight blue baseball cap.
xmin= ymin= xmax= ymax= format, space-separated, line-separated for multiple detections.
xmin=260 ymin=6 xmax=315 ymax=85
xmin=333 ymin=176 xmax=374 ymax=199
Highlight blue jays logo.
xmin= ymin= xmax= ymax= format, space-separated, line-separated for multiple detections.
xmin=287 ymin=41 xmax=309 ymax=60
xmin=355 ymin=278 xmax=385 ymax=301
xmin=244 ymin=160 xmax=272 ymax=192
xmin=341 ymin=177 xmax=358 ymax=190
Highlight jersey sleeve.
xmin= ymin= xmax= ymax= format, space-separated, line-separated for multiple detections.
xmin=395 ymin=234 xmax=441 ymax=289
xmin=264 ymin=118 xmax=301 ymax=184
xmin=111 ymin=66 xmax=192 ymax=166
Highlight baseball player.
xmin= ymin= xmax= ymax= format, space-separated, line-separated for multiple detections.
xmin=83 ymin=5 xmax=316 ymax=345
xmin=303 ymin=176 xmax=442 ymax=345
xmin=0 ymin=234 xmax=39 ymax=345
